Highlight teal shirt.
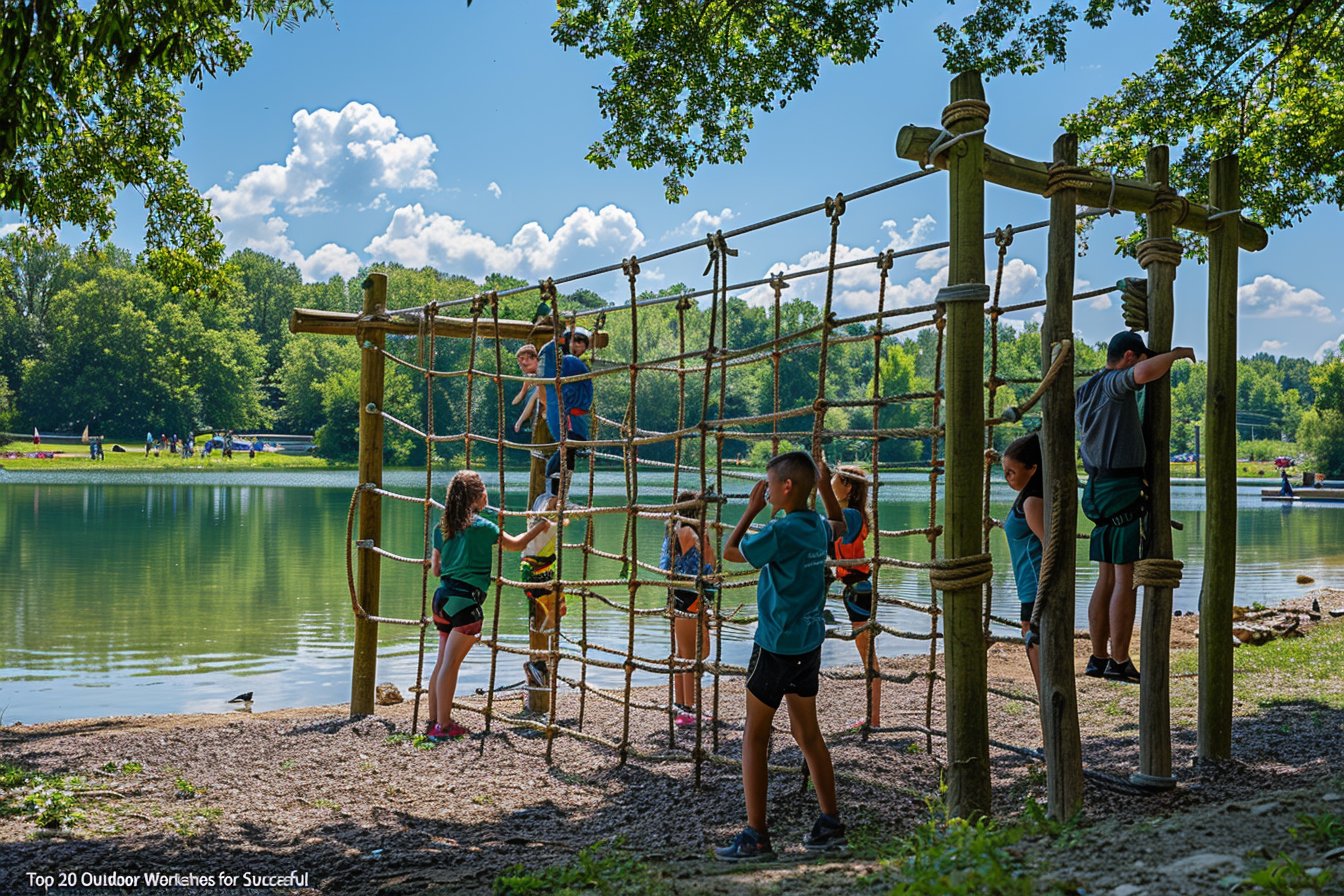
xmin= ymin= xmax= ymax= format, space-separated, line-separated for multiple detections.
xmin=1003 ymin=502 xmax=1042 ymax=604
xmin=434 ymin=514 xmax=500 ymax=592
xmin=740 ymin=509 xmax=832 ymax=655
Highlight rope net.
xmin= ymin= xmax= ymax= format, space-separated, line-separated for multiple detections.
xmin=344 ymin=174 xmax=1118 ymax=780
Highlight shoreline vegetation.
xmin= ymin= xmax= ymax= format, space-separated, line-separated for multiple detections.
xmin=0 ymin=440 xmax=1299 ymax=479
xmin=3 ymin=589 xmax=1341 ymax=894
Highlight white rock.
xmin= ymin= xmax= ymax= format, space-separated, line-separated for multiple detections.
xmin=1111 ymin=884 xmax=1146 ymax=896
xmin=1250 ymin=801 xmax=1281 ymax=816
xmin=1160 ymin=853 xmax=1244 ymax=876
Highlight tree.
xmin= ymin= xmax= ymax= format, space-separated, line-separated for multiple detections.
xmin=552 ymin=0 xmax=1340 ymax=235
xmin=1 ymin=1 xmax=329 ymax=260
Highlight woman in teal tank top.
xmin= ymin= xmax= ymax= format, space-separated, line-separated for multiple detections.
xmin=1001 ymin=433 xmax=1044 ymax=690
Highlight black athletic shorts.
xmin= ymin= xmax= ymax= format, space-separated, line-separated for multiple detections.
xmin=1020 ymin=599 xmax=1035 ymax=624
xmin=745 ymin=644 xmax=822 ymax=709
xmin=841 ymin=576 xmax=874 ymax=624
xmin=432 ymin=580 xmax=485 ymax=636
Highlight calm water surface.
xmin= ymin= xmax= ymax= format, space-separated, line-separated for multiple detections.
xmin=2 ymin=469 xmax=1340 ymax=724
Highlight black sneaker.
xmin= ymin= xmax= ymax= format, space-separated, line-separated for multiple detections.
xmin=1084 ymin=656 xmax=1108 ymax=678
xmin=802 ymin=814 xmax=848 ymax=852
xmin=1104 ymin=658 xmax=1141 ymax=684
xmin=714 ymin=826 xmax=776 ymax=862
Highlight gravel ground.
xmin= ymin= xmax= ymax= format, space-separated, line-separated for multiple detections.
xmin=3 ymin=590 xmax=1343 ymax=895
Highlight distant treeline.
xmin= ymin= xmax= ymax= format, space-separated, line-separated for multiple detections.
xmin=3 ymin=232 xmax=1342 ymax=471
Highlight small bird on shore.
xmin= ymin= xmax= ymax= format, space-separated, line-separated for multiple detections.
xmin=227 ymin=691 xmax=254 ymax=711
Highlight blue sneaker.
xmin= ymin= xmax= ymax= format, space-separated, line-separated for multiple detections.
xmin=714 ymin=826 xmax=775 ymax=862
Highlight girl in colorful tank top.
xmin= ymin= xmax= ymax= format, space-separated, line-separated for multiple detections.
xmin=1000 ymin=433 xmax=1044 ymax=691
xmin=829 ymin=464 xmax=880 ymax=729
xmin=660 ymin=489 xmax=717 ymax=729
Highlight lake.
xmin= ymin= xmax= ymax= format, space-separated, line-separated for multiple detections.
xmin=1 ymin=469 xmax=1339 ymax=724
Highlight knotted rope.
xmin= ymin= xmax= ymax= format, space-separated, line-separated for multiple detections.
xmin=1120 ymin=277 xmax=1149 ymax=332
xmin=928 ymin=553 xmax=994 ymax=591
xmin=1043 ymin=162 xmax=1093 ymax=197
xmin=1136 ymin=238 xmax=1184 ymax=270
xmin=942 ymin=98 xmax=990 ymax=129
xmin=1134 ymin=558 xmax=1184 ymax=589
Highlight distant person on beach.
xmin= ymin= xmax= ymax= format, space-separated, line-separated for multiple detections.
xmin=660 ymin=489 xmax=717 ymax=729
xmin=146 ymin=431 xmax=153 ymax=456
xmin=999 ymin=433 xmax=1044 ymax=690
xmin=827 ymin=464 xmax=880 ymax=729
xmin=512 ymin=344 xmax=546 ymax=434
xmin=717 ymin=451 xmax=848 ymax=861
xmin=1280 ymin=470 xmax=1295 ymax=497
xmin=426 ymin=470 xmax=550 ymax=741
xmin=1076 ymin=331 xmax=1194 ymax=685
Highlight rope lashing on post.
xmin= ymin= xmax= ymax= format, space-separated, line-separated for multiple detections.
xmin=1120 ymin=277 xmax=1149 ymax=332
xmin=1149 ymin=188 xmax=1192 ymax=228
xmin=927 ymin=553 xmax=994 ymax=591
xmin=1043 ymin=162 xmax=1094 ymax=197
xmin=1136 ymin=238 xmax=1184 ymax=270
xmin=997 ymin=339 xmax=1073 ymax=423
xmin=942 ymin=98 xmax=990 ymax=129
xmin=1134 ymin=558 xmax=1184 ymax=589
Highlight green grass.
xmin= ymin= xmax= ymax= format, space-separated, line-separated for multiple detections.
xmin=0 ymin=439 xmax=339 ymax=472
xmin=494 ymin=838 xmax=672 ymax=896
xmin=0 ymin=761 xmax=90 ymax=829
xmin=1170 ymin=618 xmax=1344 ymax=707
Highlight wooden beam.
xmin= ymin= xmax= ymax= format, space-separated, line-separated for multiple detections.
xmin=896 ymin=126 xmax=1268 ymax=252
xmin=290 ymin=307 xmax=611 ymax=348
xmin=943 ymin=71 xmax=992 ymax=820
xmin=1136 ymin=146 xmax=1176 ymax=787
xmin=1199 ymin=155 xmax=1240 ymax=761
xmin=1039 ymin=134 xmax=1085 ymax=820
xmin=350 ymin=274 xmax=387 ymax=718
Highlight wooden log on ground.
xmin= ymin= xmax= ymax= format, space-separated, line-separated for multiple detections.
xmin=895 ymin=127 xmax=1268 ymax=252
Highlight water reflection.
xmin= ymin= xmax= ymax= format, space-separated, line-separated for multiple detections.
xmin=0 ymin=471 xmax=1340 ymax=724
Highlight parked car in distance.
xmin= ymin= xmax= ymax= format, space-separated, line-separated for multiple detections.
xmin=1170 ymin=452 xmax=1197 ymax=463
xmin=1273 ymin=456 xmax=1295 ymax=469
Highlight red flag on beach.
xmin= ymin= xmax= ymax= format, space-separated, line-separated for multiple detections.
xmin=33 ymin=426 xmax=39 ymax=446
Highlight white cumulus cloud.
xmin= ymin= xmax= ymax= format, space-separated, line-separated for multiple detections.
xmin=365 ymin=203 xmax=644 ymax=281
xmin=204 ymin=101 xmax=436 ymax=282
xmin=1238 ymin=275 xmax=1333 ymax=322
xmin=1314 ymin=335 xmax=1344 ymax=362
xmin=1090 ymin=294 xmax=1114 ymax=310
xmin=665 ymin=208 xmax=736 ymax=239
xmin=1258 ymin=339 xmax=1287 ymax=355
xmin=487 ymin=182 xmax=502 ymax=199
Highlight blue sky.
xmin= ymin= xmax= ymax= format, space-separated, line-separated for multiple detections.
xmin=40 ymin=3 xmax=1344 ymax=358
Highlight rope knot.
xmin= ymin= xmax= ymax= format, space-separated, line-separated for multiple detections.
xmin=941 ymin=98 xmax=990 ymax=129
xmin=1136 ymin=238 xmax=1184 ymax=271
xmin=928 ymin=553 xmax=993 ymax=591
xmin=539 ymin=278 xmax=557 ymax=303
xmin=825 ymin=193 xmax=847 ymax=219
xmin=1134 ymin=558 xmax=1184 ymax=589
xmin=813 ymin=398 xmax=828 ymax=413
xmin=768 ymin=271 xmax=790 ymax=295
xmin=994 ymin=225 xmax=1015 ymax=248
xmin=622 ymin=255 xmax=640 ymax=279
xmin=1044 ymin=162 xmax=1093 ymax=197
xmin=1150 ymin=188 xmax=1191 ymax=225
xmin=877 ymin=250 xmax=894 ymax=273
xmin=1120 ymin=277 xmax=1149 ymax=331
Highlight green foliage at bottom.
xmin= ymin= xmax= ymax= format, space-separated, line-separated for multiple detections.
xmin=493 ymin=838 xmax=671 ymax=896
xmin=0 ymin=761 xmax=88 ymax=828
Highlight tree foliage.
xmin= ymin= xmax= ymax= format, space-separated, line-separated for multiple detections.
xmin=553 ymin=0 xmax=1340 ymax=234
xmin=0 ymin=0 xmax=329 ymax=259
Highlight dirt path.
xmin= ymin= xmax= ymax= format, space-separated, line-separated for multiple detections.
xmin=3 ymin=591 xmax=1343 ymax=895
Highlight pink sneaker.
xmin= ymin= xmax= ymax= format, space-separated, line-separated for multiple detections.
xmin=675 ymin=711 xmax=714 ymax=729
xmin=427 ymin=721 xmax=469 ymax=741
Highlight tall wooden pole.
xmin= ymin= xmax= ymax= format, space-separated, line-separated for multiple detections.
xmin=1135 ymin=147 xmax=1178 ymax=786
xmin=1039 ymin=134 xmax=1084 ymax=820
xmin=1199 ymin=155 xmax=1240 ymax=760
xmin=943 ymin=71 xmax=992 ymax=818
xmin=351 ymin=273 xmax=388 ymax=718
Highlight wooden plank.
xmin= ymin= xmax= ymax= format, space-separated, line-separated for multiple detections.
xmin=943 ymin=71 xmax=992 ymax=819
xmin=895 ymin=127 xmax=1268 ymax=252
xmin=1039 ymin=133 xmax=1085 ymax=820
xmin=1199 ymin=155 xmax=1240 ymax=761
xmin=290 ymin=307 xmax=611 ymax=348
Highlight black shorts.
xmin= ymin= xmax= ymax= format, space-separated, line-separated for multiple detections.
xmin=432 ymin=580 xmax=485 ymax=636
xmin=841 ymin=577 xmax=874 ymax=623
xmin=1020 ymin=600 xmax=1034 ymax=623
xmin=745 ymin=644 xmax=821 ymax=709
xmin=672 ymin=589 xmax=702 ymax=615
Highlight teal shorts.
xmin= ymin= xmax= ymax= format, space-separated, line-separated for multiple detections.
xmin=1081 ymin=475 xmax=1143 ymax=565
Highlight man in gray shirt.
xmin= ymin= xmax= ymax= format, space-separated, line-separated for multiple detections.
xmin=1076 ymin=331 xmax=1195 ymax=684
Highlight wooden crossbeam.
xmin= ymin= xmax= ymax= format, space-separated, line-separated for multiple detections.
xmin=896 ymin=126 xmax=1269 ymax=252
xmin=289 ymin=307 xmax=611 ymax=348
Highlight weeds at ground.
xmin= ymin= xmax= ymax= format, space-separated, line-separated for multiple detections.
xmin=493 ymin=837 xmax=672 ymax=895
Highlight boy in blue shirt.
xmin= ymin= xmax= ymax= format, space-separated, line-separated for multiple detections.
xmin=539 ymin=326 xmax=593 ymax=494
xmin=717 ymin=451 xmax=848 ymax=861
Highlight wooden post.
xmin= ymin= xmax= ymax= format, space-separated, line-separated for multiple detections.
xmin=350 ymin=273 xmax=388 ymax=718
xmin=1039 ymin=134 xmax=1084 ymax=820
xmin=1199 ymin=155 xmax=1240 ymax=760
xmin=943 ymin=70 xmax=992 ymax=818
xmin=1136 ymin=147 xmax=1178 ymax=786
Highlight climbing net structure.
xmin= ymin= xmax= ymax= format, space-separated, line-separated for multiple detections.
xmin=293 ymin=76 xmax=1261 ymax=817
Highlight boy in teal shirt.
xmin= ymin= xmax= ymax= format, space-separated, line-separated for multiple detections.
xmin=717 ymin=451 xmax=849 ymax=861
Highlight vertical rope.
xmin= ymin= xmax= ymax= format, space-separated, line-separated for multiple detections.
xmin=412 ymin=301 xmax=437 ymax=734
xmin=483 ymin=292 xmax=507 ymax=746
xmin=700 ymin=236 xmax=722 ymax=771
xmin=864 ymin=252 xmax=894 ymax=741
xmin=811 ymin=194 xmax=845 ymax=459
xmin=982 ymin=227 xmax=1011 ymax=640
xmin=770 ymin=273 xmax=787 ymax=457
xmin=577 ymin=310 xmax=605 ymax=732
xmin=463 ymin=295 xmax=484 ymax=470
xmin=709 ymin=231 xmax=734 ymax=762
xmin=668 ymin=296 xmax=690 ymax=746
xmin=543 ymin=278 xmax=565 ymax=763
xmin=618 ymin=256 xmax=642 ymax=765
xmin=925 ymin=312 xmax=946 ymax=756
